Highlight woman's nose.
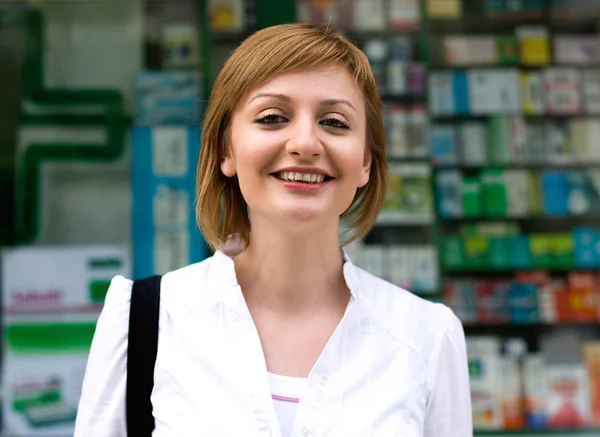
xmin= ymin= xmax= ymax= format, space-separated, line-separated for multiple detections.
xmin=285 ymin=116 xmax=323 ymax=158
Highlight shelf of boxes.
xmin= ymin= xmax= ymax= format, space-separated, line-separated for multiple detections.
xmin=423 ymin=0 xmax=600 ymax=433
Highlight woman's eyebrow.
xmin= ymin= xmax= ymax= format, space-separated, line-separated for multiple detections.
xmin=320 ymin=99 xmax=356 ymax=111
xmin=249 ymin=92 xmax=291 ymax=104
xmin=248 ymin=94 xmax=356 ymax=111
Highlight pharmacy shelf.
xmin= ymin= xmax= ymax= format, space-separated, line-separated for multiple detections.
xmin=442 ymin=268 xmax=590 ymax=276
xmin=433 ymin=163 xmax=600 ymax=170
xmin=429 ymin=112 xmax=592 ymax=120
xmin=474 ymin=429 xmax=600 ymax=436
xmin=428 ymin=13 xmax=600 ymax=28
xmin=464 ymin=322 xmax=600 ymax=330
xmin=375 ymin=215 xmax=434 ymax=226
xmin=431 ymin=63 xmax=600 ymax=70
xmin=439 ymin=215 xmax=600 ymax=222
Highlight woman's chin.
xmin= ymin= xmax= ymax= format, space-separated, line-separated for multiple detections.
xmin=277 ymin=206 xmax=331 ymax=223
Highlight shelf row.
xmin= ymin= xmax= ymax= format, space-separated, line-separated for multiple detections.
xmin=442 ymin=226 xmax=600 ymax=272
xmin=377 ymin=164 xmax=600 ymax=225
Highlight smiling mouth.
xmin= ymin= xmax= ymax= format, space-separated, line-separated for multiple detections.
xmin=273 ymin=171 xmax=332 ymax=184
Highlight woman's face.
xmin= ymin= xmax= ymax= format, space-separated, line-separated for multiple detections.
xmin=222 ymin=65 xmax=370 ymax=233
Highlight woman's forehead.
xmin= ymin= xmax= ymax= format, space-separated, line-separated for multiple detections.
xmin=241 ymin=66 xmax=362 ymax=106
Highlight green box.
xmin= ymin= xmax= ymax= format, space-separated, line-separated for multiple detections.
xmin=549 ymin=233 xmax=574 ymax=268
xmin=464 ymin=235 xmax=490 ymax=268
xmin=7 ymin=323 xmax=97 ymax=352
xmin=481 ymin=168 xmax=508 ymax=217
xmin=462 ymin=176 xmax=482 ymax=218
xmin=496 ymin=36 xmax=519 ymax=64
xmin=487 ymin=117 xmax=510 ymax=164
xmin=530 ymin=234 xmax=551 ymax=268
xmin=442 ymin=236 xmax=465 ymax=270
xmin=89 ymin=279 xmax=112 ymax=303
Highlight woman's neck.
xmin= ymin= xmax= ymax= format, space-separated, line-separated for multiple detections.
xmin=232 ymin=223 xmax=349 ymax=315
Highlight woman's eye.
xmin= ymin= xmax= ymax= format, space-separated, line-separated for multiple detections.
xmin=256 ymin=114 xmax=287 ymax=124
xmin=320 ymin=118 xmax=349 ymax=129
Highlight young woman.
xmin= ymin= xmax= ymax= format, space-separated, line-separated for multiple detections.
xmin=75 ymin=23 xmax=472 ymax=437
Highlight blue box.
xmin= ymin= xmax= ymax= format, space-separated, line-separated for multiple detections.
xmin=435 ymin=170 xmax=463 ymax=218
xmin=509 ymin=235 xmax=532 ymax=269
xmin=134 ymin=71 xmax=201 ymax=126
xmin=541 ymin=171 xmax=568 ymax=216
xmin=429 ymin=126 xmax=457 ymax=165
xmin=508 ymin=282 xmax=539 ymax=324
xmin=452 ymin=72 xmax=470 ymax=115
xmin=573 ymin=227 xmax=600 ymax=268
xmin=132 ymin=126 xmax=209 ymax=279
xmin=488 ymin=237 xmax=511 ymax=269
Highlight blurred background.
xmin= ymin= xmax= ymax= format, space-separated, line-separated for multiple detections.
xmin=1 ymin=0 xmax=600 ymax=436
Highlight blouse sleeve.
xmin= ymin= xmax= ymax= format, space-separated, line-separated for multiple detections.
xmin=74 ymin=275 xmax=132 ymax=437
xmin=424 ymin=305 xmax=473 ymax=437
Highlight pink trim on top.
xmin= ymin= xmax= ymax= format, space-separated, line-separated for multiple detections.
xmin=271 ymin=394 xmax=300 ymax=403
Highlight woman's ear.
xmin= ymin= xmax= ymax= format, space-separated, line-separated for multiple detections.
xmin=358 ymin=160 xmax=370 ymax=188
xmin=220 ymin=123 xmax=236 ymax=177
xmin=358 ymin=146 xmax=371 ymax=188
xmin=221 ymin=155 xmax=236 ymax=177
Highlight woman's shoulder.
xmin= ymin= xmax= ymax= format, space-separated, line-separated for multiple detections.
xmin=352 ymin=265 xmax=462 ymax=359
xmin=158 ymin=256 xmax=217 ymax=313
xmin=103 ymin=253 xmax=220 ymax=313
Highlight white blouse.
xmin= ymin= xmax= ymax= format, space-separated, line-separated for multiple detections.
xmin=74 ymin=250 xmax=472 ymax=437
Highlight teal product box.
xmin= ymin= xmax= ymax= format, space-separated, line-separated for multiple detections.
xmin=435 ymin=169 xmax=463 ymax=218
xmin=429 ymin=125 xmax=457 ymax=165
xmin=508 ymin=282 xmax=539 ymax=324
xmin=573 ymin=227 xmax=600 ymax=268
xmin=452 ymin=72 xmax=470 ymax=115
xmin=488 ymin=236 xmax=511 ymax=269
xmin=509 ymin=235 xmax=533 ymax=269
xmin=132 ymin=126 xmax=210 ymax=279
xmin=566 ymin=171 xmax=600 ymax=215
xmin=134 ymin=71 xmax=201 ymax=125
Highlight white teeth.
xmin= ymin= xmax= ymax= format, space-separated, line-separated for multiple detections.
xmin=278 ymin=172 xmax=326 ymax=184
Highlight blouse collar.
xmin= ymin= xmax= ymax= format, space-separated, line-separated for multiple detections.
xmin=209 ymin=248 xmax=362 ymax=301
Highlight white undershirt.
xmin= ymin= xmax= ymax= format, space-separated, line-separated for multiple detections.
xmin=267 ymin=372 xmax=308 ymax=437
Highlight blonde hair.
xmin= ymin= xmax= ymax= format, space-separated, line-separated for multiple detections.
xmin=196 ymin=23 xmax=387 ymax=250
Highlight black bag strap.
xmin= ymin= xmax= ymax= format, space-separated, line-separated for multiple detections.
xmin=126 ymin=275 xmax=162 ymax=437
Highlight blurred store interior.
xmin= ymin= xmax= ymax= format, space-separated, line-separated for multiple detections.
xmin=2 ymin=0 xmax=600 ymax=435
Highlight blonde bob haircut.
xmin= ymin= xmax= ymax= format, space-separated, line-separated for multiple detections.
xmin=196 ymin=23 xmax=387 ymax=250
